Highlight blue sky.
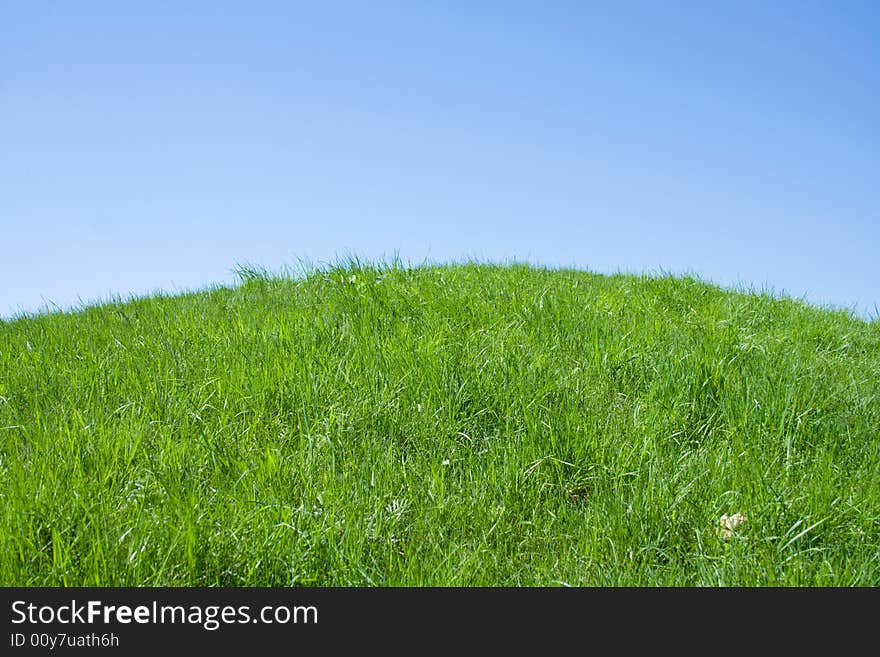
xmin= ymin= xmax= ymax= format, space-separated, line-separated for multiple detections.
xmin=2 ymin=1 xmax=878 ymax=319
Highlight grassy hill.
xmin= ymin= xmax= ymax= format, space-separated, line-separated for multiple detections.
xmin=1 ymin=262 xmax=878 ymax=585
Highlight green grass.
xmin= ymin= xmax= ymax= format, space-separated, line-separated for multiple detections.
xmin=1 ymin=261 xmax=878 ymax=586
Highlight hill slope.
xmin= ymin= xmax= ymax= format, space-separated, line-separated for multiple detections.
xmin=1 ymin=263 xmax=878 ymax=585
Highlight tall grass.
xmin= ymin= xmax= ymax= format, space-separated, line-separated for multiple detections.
xmin=1 ymin=262 xmax=878 ymax=585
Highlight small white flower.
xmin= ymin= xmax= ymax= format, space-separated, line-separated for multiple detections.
xmin=442 ymin=459 xmax=450 ymax=466
xmin=417 ymin=403 xmax=423 ymax=413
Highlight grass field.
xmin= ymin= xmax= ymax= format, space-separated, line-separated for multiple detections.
xmin=1 ymin=261 xmax=878 ymax=585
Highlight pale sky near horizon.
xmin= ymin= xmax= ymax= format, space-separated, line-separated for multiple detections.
xmin=2 ymin=1 xmax=878 ymax=320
